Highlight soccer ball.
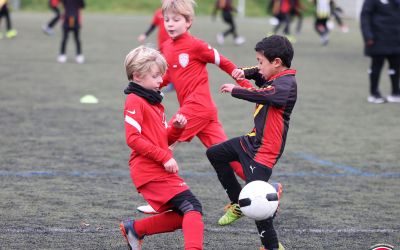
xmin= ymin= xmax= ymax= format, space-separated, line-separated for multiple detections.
xmin=238 ymin=181 xmax=279 ymax=220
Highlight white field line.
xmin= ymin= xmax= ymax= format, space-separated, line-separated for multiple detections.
xmin=0 ymin=227 xmax=397 ymax=234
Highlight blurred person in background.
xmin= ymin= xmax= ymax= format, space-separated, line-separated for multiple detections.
xmin=360 ymin=0 xmax=400 ymax=103
xmin=42 ymin=0 xmax=61 ymax=35
xmin=57 ymin=0 xmax=85 ymax=64
xmin=0 ymin=0 xmax=17 ymax=39
xmin=311 ymin=0 xmax=331 ymax=46
xmin=137 ymin=0 xmax=175 ymax=92
xmin=330 ymin=0 xmax=349 ymax=33
xmin=268 ymin=0 xmax=296 ymax=43
xmin=212 ymin=0 xmax=245 ymax=45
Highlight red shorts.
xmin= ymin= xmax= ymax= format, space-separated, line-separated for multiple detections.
xmin=168 ymin=112 xmax=228 ymax=148
xmin=137 ymin=175 xmax=189 ymax=212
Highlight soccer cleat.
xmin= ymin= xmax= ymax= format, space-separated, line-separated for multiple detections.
xmin=271 ymin=182 xmax=282 ymax=200
xmin=216 ymin=33 xmax=224 ymax=45
xmin=76 ymin=54 xmax=85 ymax=64
xmin=234 ymin=36 xmax=245 ymax=46
xmin=218 ymin=203 xmax=243 ymax=226
xmin=57 ymin=54 xmax=67 ymax=63
xmin=137 ymin=204 xmax=159 ymax=215
xmin=271 ymin=182 xmax=283 ymax=216
xmin=5 ymin=29 xmax=17 ymax=39
xmin=120 ymin=219 xmax=143 ymax=250
xmin=260 ymin=242 xmax=285 ymax=250
xmin=266 ymin=32 xmax=275 ymax=37
xmin=386 ymin=95 xmax=400 ymax=103
xmin=42 ymin=25 xmax=54 ymax=35
xmin=321 ymin=34 xmax=329 ymax=46
xmin=285 ymin=35 xmax=296 ymax=44
xmin=340 ymin=25 xmax=349 ymax=33
xmin=367 ymin=95 xmax=386 ymax=104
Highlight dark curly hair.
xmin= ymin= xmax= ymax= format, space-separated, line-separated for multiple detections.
xmin=255 ymin=35 xmax=294 ymax=68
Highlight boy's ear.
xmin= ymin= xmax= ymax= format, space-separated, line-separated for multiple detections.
xmin=186 ymin=18 xmax=193 ymax=30
xmin=273 ymin=58 xmax=283 ymax=67
xmin=132 ymin=73 xmax=142 ymax=83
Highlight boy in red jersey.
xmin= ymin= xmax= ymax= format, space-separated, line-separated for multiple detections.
xmin=136 ymin=0 xmax=253 ymax=215
xmin=206 ymin=35 xmax=297 ymax=250
xmin=119 ymin=45 xmax=203 ymax=250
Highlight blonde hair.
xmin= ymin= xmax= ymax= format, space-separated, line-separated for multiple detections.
xmin=124 ymin=46 xmax=167 ymax=81
xmin=162 ymin=0 xmax=196 ymax=21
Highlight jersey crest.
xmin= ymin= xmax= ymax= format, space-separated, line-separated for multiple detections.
xmin=179 ymin=53 xmax=189 ymax=68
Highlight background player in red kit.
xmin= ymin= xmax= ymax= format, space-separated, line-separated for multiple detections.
xmin=137 ymin=1 xmax=169 ymax=50
xmin=42 ymin=0 xmax=60 ymax=35
xmin=119 ymin=45 xmax=203 ymax=250
xmin=137 ymin=0 xmax=175 ymax=92
xmin=136 ymin=0 xmax=253 ymax=215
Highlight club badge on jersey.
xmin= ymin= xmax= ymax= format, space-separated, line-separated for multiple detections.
xmin=179 ymin=53 xmax=189 ymax=68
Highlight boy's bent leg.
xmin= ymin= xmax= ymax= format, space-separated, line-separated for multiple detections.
xmin=206 ymin=138 xmax=245 ymax=226
xmin=198 ymin=120 xmax=245 ymax=180
xmin=206 ymin=138 xmax=243 ymax=203
xmin=134 ymin=211 xmax=183 ymax=237
xmin=169 ymin=190 xmax=204 ymax=250
xmin=229 ymin=161 xmax=245 ymax=180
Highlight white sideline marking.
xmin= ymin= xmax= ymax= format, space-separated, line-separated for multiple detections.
xmin=0 ymin=227 xmax=397 ymax=234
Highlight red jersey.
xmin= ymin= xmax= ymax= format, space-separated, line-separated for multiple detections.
xmin=50 ymin=0 xmax=59 ymax=7
xmin=152 ymin=8 xmax=169 ymax=50
xmin=161 ymin=32 xmax=252 ymax=117
xmin=124 ymin=94 xmax=184 ymax=188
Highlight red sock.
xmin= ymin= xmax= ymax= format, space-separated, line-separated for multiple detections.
xmin=230 ymin=161 xmax=245 ymax=180
xmin=134 ymin=211 xmax=182 ymax=237
xmin=182 ymin=211 xmax=203 ymax=250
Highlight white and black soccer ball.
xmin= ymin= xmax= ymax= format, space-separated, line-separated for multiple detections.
xmin=238 ymin=181 xmax=279 ymax=221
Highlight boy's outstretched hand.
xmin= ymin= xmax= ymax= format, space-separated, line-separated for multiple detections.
xmin=164 ymin=158 xmax=179 ymax=173
xmin=172 ymin=113 xmax=187 ymax=129
xmin=231 ymin=68 xmax=245 ymax=80
xmin=220 ymin=83 xmax=236 ymax=93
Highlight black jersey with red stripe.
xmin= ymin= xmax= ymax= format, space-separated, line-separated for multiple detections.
xmin=231 ymin=68 xmax=297 ymax=168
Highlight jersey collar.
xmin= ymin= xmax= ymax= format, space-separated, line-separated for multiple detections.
xmin=267 ymin=69 xmax=297 ymax=82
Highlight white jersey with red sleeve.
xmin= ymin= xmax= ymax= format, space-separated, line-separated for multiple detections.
xmin=161 ymin=32 xmax=252 ymax=117
xmin=124 ymin=93 xmax=183 ymax=188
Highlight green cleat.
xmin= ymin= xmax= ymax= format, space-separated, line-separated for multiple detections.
xmin=6 ymin=29 xmax=17 ymax=39
xmin=259 ymin=242 xmax=285 ymax=250
xmin=218 ymin=203 xmax=243 ymax=226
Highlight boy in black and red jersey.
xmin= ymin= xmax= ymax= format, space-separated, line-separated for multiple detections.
xmin=119 ymin=46 xmax=203 ymax=250
xmin=206 ymin=35 xmax=296 ymax=250
xmin=57 ymin=0 xmax=85 ymax=64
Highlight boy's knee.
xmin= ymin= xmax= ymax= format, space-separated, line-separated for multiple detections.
xmin=205 ymin=146 xmax=217 ymax=161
